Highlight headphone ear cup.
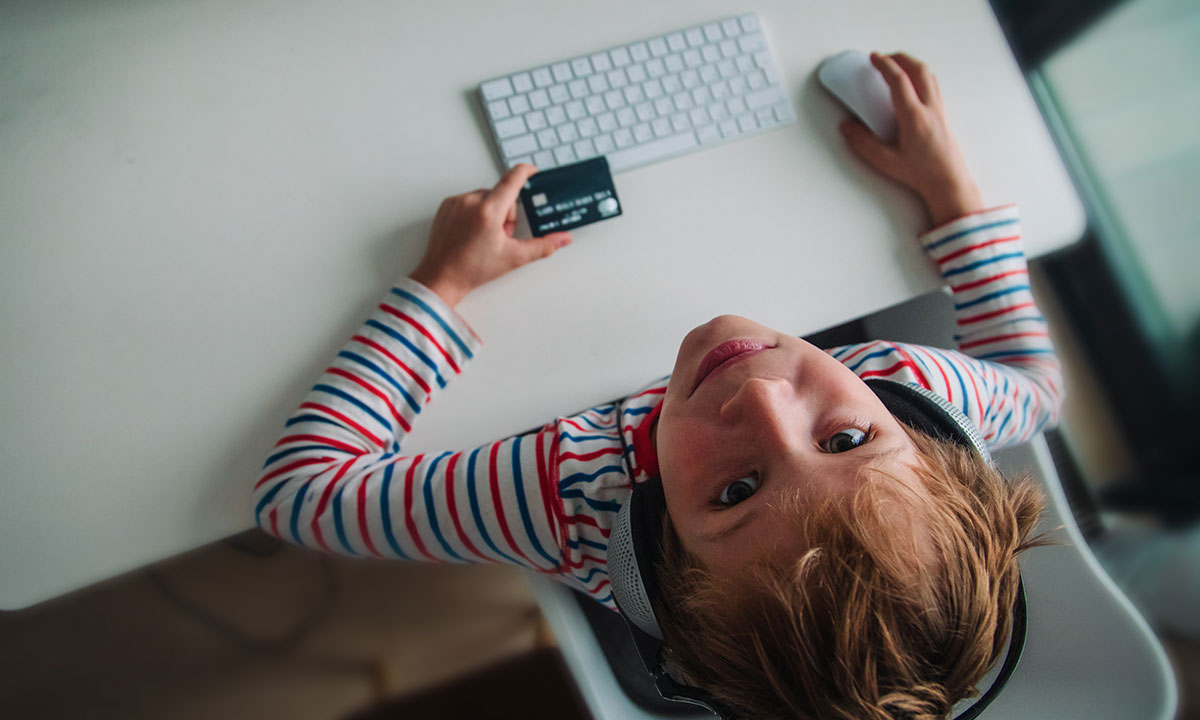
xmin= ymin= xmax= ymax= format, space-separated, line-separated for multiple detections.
xmin=866 ymin=378 xmax=993 ymax=466
xmin=609 ymin=476 xmax=669 ymax=640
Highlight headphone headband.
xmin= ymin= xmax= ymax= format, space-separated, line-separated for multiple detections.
xmin=608 ymin=379 xmax=1023 ymax=718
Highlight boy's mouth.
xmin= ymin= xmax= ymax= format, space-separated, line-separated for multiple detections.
xmin=691 ymin=339 xmax=773 ymax=396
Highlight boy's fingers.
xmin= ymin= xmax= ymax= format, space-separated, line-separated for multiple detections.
xmin=890 ymin=53 xmax=938 ymax=105
xmin=486 ymin=163 xmax=539 ymax=211
xmin=520 ymin=232 xmax=572 ymax=262
xmin=841 ymin=119 xmax=901 ymax=175
xmin=870 ymin=52 xmax=921 ymax=115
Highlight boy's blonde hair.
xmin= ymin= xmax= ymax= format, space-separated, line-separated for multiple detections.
xmin=651 ymin=424 xmax=1047 ymax=720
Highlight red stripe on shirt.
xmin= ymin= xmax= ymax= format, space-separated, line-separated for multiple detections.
xmin=535 ymin=429 xmax=562 ymax=549
xmin=958 ymin=302 xmax=1036 ymax=326
xmin=835 ymin=340 xmax=882 ymax=366
xmin=275 ymin=433 xmax=362 ymax=453
xmin=357 ymin=469 xmax=383 ymax=558
xmin=256 ymin=455 xmax=337 ymax=490
xmin=443 ymin=451 xmax=490 ymax=562
xmin=402 ymin=455 xmax=438 ymax=561
xmin=299 ymin=402 xmax=386 ymax=449
xmin=937 ymin=235 xmax=1020 ymax=264
xmin=326 ymin=367 xmax=412 ymax=433
xmin=489 ymin=442 xmax=539 ymax=569
xmin=958 ymin=331 xmax=1049 ymax=350
xmin=858 ymin=359 xmax=926 ymax=385
xmin=310 ymin=456 xmax=357 ymax=553
xmin=378 ymin=304 xmax=461 ymax=374
xmin=950 ymin=269 xmax=1028 ymax=293
xmin=558 ymin=447 xmax=624 ymax=462
xmin=562 ymin=512 xmax=612 ymax=538
xmin=352 ymin=334 xmax=432 ymax=395
xmin=629 ymin=386 xmax=667 ymax=400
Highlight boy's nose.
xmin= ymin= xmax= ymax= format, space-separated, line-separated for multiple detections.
xmin=720 ymin=377 xmax=801 ymax=450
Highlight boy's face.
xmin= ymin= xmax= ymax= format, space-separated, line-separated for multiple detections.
xmin=655 ymin=315 xmax=927 ymax=581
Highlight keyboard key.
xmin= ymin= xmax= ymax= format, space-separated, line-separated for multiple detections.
xmin=652 ymin=117 xmax=672 ymax=137
xmin=744 ymin=86 xmax=784 ymax=110
xmin=692 ymin=86 xmax=711 ymax=105
xmin=487 ymin=100 xmax=510 ymax=119
xmin=529 ymin=88 xmax=551 ymax=109
xmin=721 ymin=18 xmax=741 ymax=36
xmin=728 ymin=96 xmax=748 ymax=115
xmin=558 ymin=123 xmax=579 ymax=143
xmin=512 ymin=72 xmax=534 ymax=93
xmin=711 ymin=81 xmax=730 ymax=99
xmin=606 ymin=131 xmax=699 ymax=172
xmin=624 ymin=85 xmax=645 ymax=104
xmin=574 ymin=138 xmax=597 ymax=158
xmin=533 ymin=150 xmax=555 ymax=168
xmin=738 ymin=113 xmax=758 ymax=132
xmin=665 ymin=54 xmax=684 ymax=73
xmin=494 ymin=116 xmax=527 ymax=139
xmin=718 ymin=59 xmax=736 ymax=77
xmin=681 ymin=69 xmax=700 ymax=89
xmin=585 ymin=96 xmax=606 ymax=114
xmin=587 ymin=74 xmax=609 ymax=93
xmin=502 ymin=133 xmax=538 ymax=156
xmin=708 ymin=102 xmax=728 ymax=121
xmin=629 ymin=42 xmax=650 ymax=62
xmin=736 ymin=55 xmax=754 ymax=73
xmin=702 ymin=46 xmax=720 ymax=64
xmin=604 ymin=90 xmax=625 ymax=109
xmin=673 ymin=92 xmax=693 ymax=110
xmin=512 ymin=154 xmax=533 ymax=167
xmin=703 ymin=23 xmax=723 ymax=42
xmin=643 ymin=79 xmax=663 ymax=98
xmin=700 ymin=65 xmax=718 ymax=83
xmin=720 ymin=40 xmax=738 ymax=58
xmin=662 ymin=75 xmax=681 ymax=94
xmin=756 ymin=109 xmax=777 ymax=127
xmin=481 ymin=77 xmax=514 ymax=101
xmin=525 ymin=110 xmax=548 ymax=131
xmin=670 ymin=113 xmax=691 ymax=132
xmin=614 ymin=128 xmax=634 ymax=148
xmin=684 ymin=49 xmax=703 ymax=68
xmin=666 ymin=33 xmax=686 ymax=52
xmin=546 ymin=106 xmax=567 ymax=125
xmin=532 ymin=67 xmax=554 ymax=87
xmin=633 ymin=123 xmax=653 ymax=143
xmin=685 ymin=28 xmax=705 ymax=47
xmin=554 ymin=145 xmax=577 ymax=164
xmin=571 ymin=57 xmax=593 ymax=76
xmin=590 ymin=52 xmax=612 ymax=72
xmin=537 ymin=128 xmax=559 ymax=148
xmin=597 ymin=112 xmax=618 ymax=131
xmin=568 ymin=79 xmax=590 ymax=99
xmin=646 ymin=58 xmax=666 ymax=77
xmin=654 ymin=97 xmax=674 ymax=115
xmin=607 ymin=68 xmax=628 ymax=88
xmin=578 ymin=117 xmax=599 ymax=137
xmin=616 ymin=107 xmax=637 ymax=126
xmin=508 ymin=94 xmax=531 ymax=115
xmin=626 ymin=64 xmax=647 ymax=84
xmin=690 ymin=107 xmax=710 ymax=126
xmin=648 ymin=37 xmax=668 ymax=56
xmin=635 ymin=101 xmax=655 ymax=122
xmin=698 ymin=124 xmax=721 ymax=144
xmin=738 ymin=33 xmax=765 ymax=53
xmin=594 ymin=134 xmax=616 ymax=154
xmin=719 ymin=119 xmax=738 ymax=137
xmin=566 ymin=100 xmax=587 ymax=120
xmin=740 ymin=13 xmax=760 ymax=32
xmin=729 ymin=77 xmax=747 ymax=95
xmin=611 ymin=47 xmax=632 ymax=66
xmin=552 ymin=62 xmax=573 ymax=83
xmin=747 ymin=70 xmax=766 ymax=90
xmin=549 ymin=84 xmax=570 ymax=103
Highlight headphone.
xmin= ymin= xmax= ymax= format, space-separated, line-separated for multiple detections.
xmin=608 ymin=379 xmax=1028 ymax=719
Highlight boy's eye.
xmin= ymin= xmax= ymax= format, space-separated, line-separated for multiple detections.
xmin=823 ymin=427 xmax=869 ymax=453
xmin=717 ymin=474 xmax=759 ymax=507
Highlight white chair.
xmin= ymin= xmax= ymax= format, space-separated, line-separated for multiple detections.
xmin=527 ymin=434 xmax=1179 ymax=720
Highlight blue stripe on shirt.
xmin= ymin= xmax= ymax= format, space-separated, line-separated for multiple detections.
xmin=312 ymin=384 xmax=392 ymax=432
xmin=379 ymin=461 xmax=411 ymax=560
xmin=953 ymin=285 xmax=1032 ymax=311
xmin=848 ymin=346 xmax=898 ymax=373
xmin=925 ymin=217 xmax=1019 ymax=251
xmin=365 ymin=319 xmax=447 ymax=388
xmin=466 ymin=446 xmax=521 ymax=565
xmin=559 ymin=489 xmax=622 ymax=512
xmin=391 ymin=287 xmax=474 ymax=360
xmin=338 ymin=350 xmax=421 ymax=413
xmin=332 ymin=479 xmax=359 ymax=556
xmin=422 ymin=452 xmax=466 ymax=562
xmin=511 ymin=436 xmax=560 ymax=568
xmin=942 ymin=252 xmax=1026 ymax=278
xmin=559 ymin=465 xmax=626 ymax=490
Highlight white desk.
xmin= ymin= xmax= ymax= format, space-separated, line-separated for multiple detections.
xmin=0 ymin=0 xmax=1083 ymax=608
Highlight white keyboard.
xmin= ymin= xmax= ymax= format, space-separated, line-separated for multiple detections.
xmin=478 ymin=13 xmax=795 ymax=174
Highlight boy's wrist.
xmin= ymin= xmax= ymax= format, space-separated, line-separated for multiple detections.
xmin=921 ymin=181 xmax=985 ymax=228
xmin=408 ymin=267 xmax=468 ymax=308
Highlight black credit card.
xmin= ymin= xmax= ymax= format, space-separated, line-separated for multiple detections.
xmin=519 ymin=157 xmax=622 ymax=237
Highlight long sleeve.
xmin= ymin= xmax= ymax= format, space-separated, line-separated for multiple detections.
xmin=826 ymin=205 xmax=1063 ymax=449
xmin=253 ymin=277 xmax=566 ymax=573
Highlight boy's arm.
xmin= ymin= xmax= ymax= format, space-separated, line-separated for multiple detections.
xmin=252 ymin=166 xmax=577 ymax=570
xmin=834 ymin=54 xmax=1062 ymax=447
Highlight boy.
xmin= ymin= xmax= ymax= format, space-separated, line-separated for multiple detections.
xmin=253 ymin=52 xmax=1059 ymax=718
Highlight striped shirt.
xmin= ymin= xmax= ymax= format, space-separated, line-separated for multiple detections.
xmin=253 ymin=204 xmax=1062 ymax=611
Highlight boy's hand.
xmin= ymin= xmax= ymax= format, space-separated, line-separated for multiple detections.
xmin=409 ymin=164 xmax=572 ymax=307
xmin=839 ymin=52 xmax=985 ymax=228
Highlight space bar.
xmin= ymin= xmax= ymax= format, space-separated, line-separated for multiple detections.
xmin=605 ymin=132 xmax=699 ymax=172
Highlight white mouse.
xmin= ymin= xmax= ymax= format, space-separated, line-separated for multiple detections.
xmin=818 ymin=50 xmax=898 ymax=142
